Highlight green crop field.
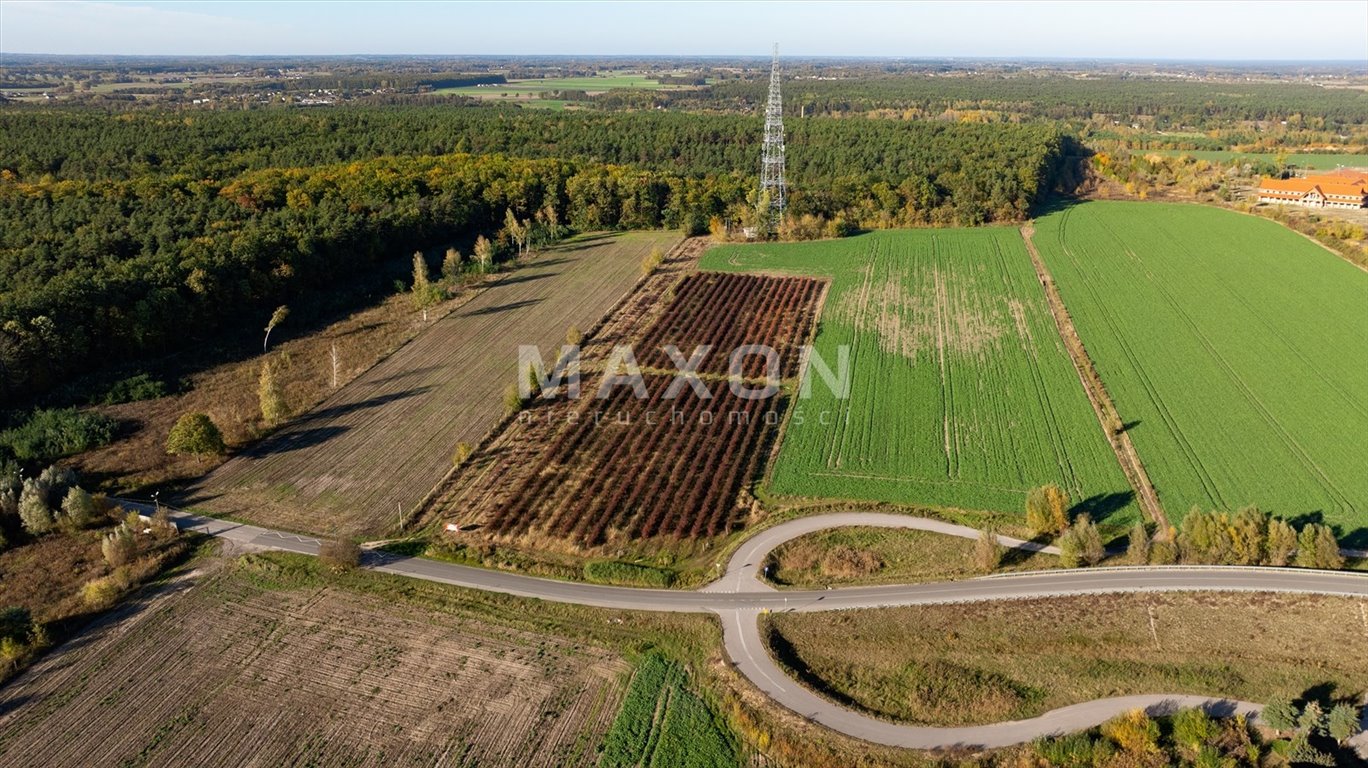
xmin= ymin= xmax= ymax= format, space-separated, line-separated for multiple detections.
xmin=701 ymin=229 xmax=1138 ymax=528
xmin=436 ymin=71 xmax=705 ymax=101
xmin=1147 ymin=149 xmax=1368 ymax=170
xmin=599 ymin=652 xmax=737 ymax=768
xmin=1033 ymin=202 xmax=1368 ymax=541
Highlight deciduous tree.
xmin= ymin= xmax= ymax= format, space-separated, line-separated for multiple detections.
xmin=263 ymin=305 xmax=289 ymax=353
xmin=1025 ymin=484 xmax=1069 ymax=536
xmin=974 ymin=526 xmax=1003 ymax=573
xmin=258 ymin=361 xmax=289 ymax=425
xmin=1126 ymin=522 xmax=1150 ymax=564
xmin=165 ymin=412 xmax=226 ymax=459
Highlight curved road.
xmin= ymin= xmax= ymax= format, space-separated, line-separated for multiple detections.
xmin=131 ymin=502 xmax=1368 ymax=752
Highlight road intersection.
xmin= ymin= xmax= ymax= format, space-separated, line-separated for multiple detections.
xmin=128 ymin=501 xmax=1368 ymax=752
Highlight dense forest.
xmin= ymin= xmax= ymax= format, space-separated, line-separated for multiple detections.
xmin=0 ymin=105 xmax=1072 ymax=404
xmin=614 ymin=74 xmax=1368 ymax=130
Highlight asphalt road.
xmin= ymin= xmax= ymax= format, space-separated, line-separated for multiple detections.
xmin=129 ymin=501 xmax=1368 ymax=753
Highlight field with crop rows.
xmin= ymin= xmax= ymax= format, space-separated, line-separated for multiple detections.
xmin=599 ymin=652 xmax=738 ymax=768
xmin=185 ymin=231 xmax=679 ymax=538
xmin=701 ymin=229 xmax=1136 ymax=525
xmin=635 ymin=272 xmax=825 ymax=378
xmin=486 ymin=372 xmax=786 ymax=547
xmin=0 ymin=563 xmax=629 ymax=768
xmin=463 ymin=272 xmax=820 ymax=549
xmin=1033 ymin=202 xmax=1368 ymax=540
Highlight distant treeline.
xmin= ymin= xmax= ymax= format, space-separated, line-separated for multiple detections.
xmin=624 ymin=74 xmax=1368 ymax=130
xmin=268 ymin=72 xmax=507 ymax=92
xmin=0 ymin=105 xmax=1072 ymax=402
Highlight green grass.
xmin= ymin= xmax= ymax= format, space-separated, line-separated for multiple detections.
xmin=599 ymin=651 xmax=739 ymax=768
xmin=1033 ymin=202 xmax=1368 ymax=542
xmin=701 ymin=229 xmax=1138 ymax=532
xmin=766 ymin=592 xmax=1368 ymax=727
xmin=1147 ymin=149 xmax=1368 ymax=170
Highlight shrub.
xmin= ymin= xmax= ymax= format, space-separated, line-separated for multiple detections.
xmin=99 ymin=373 xmax=168 ymax=405
xmin=1288 ymin=736 xmax=1336 ymax=766
xmin=451 ymin=441 xmax=474 ymax=466
xmin=1126 ymin=522 xmax=1151 ymax=564
xmin=974 ymin=527 xmax=1003 ymax=573
xmin=101 ymin=527 xmax=137 ymax=567
xmin=1172 ymin=707 xmax=1218 ymax=751
xmin=502 ymin=384 xmax=524 ymax=416
xmin=59 ymin=486 xmax=96 ymax=531
xmin=165 ymin=412 xmax=226 ymax=458
xmin=1058 ymin=514 xmax=1104 ymax=568
xmin=1025 ymin=484 xmax=1069 ymax=535
xmin=318 ymin=539 xmax=361 ymax=571
xmin=441 ymin=247 xmax=463 ymax=282
xmin=81 ymin=576 xmax=123 ymax=609
xmin=0 ymin=606 xmax=32 ymax=644
xmin=18 ymin=480 xmax=52 ymax=535
xmin=1298 ymin=700 xmax=1326 ymax=735
xmin=640 ymin=246 xmax=664 ymax=276
xmin=1261 ymin=695 xmax=1298 ymax=732
xmin=1328 ymin=702 xmax=1362 ymax=743
xmin=1101 ymin=708 xmax=1159 ymax=754
xmin=0 ymin=408 xmax=116 ymax=462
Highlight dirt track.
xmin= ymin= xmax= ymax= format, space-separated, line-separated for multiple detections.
xmin=184 ymin=231 xmax=680 ymax=538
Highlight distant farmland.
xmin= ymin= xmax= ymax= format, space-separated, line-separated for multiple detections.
xmin=1147 ymin=150 xmax=1368 ymax=170
xmin=185 ymin=231 xmax=680 ymax=538
xmin=702 ymin=229 xmax=1137 ymax=527
xmin=1033 ymin=202 xmax=1368 ymax=540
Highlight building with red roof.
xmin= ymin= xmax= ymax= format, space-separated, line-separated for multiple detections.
xmin=1257 ymin=172 xmax=1368 ymax=209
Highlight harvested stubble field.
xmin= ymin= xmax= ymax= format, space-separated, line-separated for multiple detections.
xmin=765 ymin=592 xmax=1368 ymax=728
xmin=184 ymin=231 xmax=680 ymax=539
xmin=701 ymin=229 xmax=1137 ymax=528
xmin=0 ymin=556 xmax=644 ymax=768
xmin=433 ymin=263 xmax=821 ymax=555
xmin=1033 ymin=202 xmax=1368 ymax=539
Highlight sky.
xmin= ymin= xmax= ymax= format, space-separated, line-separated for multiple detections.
xmin=1 ymin=0 xmax=1366 ymax=60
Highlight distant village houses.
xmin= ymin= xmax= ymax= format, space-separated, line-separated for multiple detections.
xmin=1256 ymin=169 xmax=1368 ymax=209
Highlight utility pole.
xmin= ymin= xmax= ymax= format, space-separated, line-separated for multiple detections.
xmin=760 ymin=43 xmax=787 ymax=232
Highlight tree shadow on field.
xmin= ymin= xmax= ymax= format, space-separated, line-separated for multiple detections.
xmin=293 ymin=385 xmax=433 ymax=425
xmin=491 ymin=271 xmax=559 ymax=288
xmin=1070 ymin=491 xmax=1135 ymax=526
xmin=250 ymin=426 xmax=350 ymax=456
xmin=462 ymin=298 xmax=543 ymax=317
